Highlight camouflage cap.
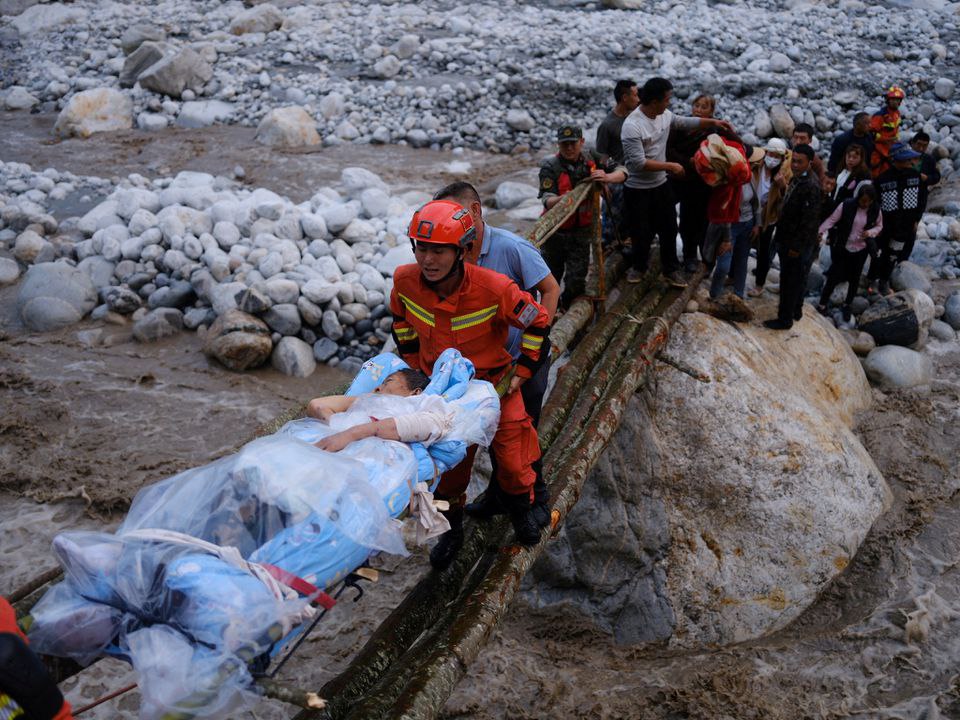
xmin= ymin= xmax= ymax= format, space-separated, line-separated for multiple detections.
xmin=557 ymin=125 xmax=583 ymax=142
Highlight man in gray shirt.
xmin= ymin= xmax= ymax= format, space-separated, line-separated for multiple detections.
xmin=621 ymin=77 xmax=732 ymax=286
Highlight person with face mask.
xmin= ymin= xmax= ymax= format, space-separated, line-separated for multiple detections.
xmin=748 ymin=138 xmax=792 ymax=297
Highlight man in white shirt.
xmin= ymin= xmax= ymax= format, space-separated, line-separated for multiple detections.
xmin=621 ymin=77 xmax=732 ymax=286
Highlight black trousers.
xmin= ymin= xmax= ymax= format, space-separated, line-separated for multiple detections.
xmin=820 ymin=246 xmax=869 ymax=307
xmin=623 ymin=183 xmax=680 ymax=275
xmin=754 ymin=224 xmax=777 ymax=287
xmin=868 ymin=227 xmax=917 ymax=283
xmin=777 ymin=248 xmax=811 ymax=324
xmin=675 ymin=179 xmax=710 ymax=265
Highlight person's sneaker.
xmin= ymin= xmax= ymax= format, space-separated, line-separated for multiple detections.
xmin=626 ymin=268 xmax=645 ymax=283
xmin=763 ymin=318 xmax=793 ymax=330
xmin=429 ymin=509 xmax=463 ymax=570
xmin=665 ymin=270 xmax=688 ymax=288
xmin=464 ymin=491 xmax=505 ymax=520
xmin=510 ymin=508 xmax=542 ymax=546
xmin=531 ymin=501 xmax=551 ymax=529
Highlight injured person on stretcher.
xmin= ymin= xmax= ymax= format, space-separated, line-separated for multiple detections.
xmin=26 ymin=349 xmax=500 ymax=720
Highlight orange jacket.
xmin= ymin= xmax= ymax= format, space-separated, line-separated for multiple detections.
xmin=390 ymin=263 xmax=550 ymax=382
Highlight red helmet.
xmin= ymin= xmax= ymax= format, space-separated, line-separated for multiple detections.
xmin=408 ymin=200 xmax=476 ymax=249
xmin=885 ymin=85 xmax=906 ymax=99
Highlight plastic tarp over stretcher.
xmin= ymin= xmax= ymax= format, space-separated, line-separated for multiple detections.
xmin=28 ymin=349 xmax=500 ymax=720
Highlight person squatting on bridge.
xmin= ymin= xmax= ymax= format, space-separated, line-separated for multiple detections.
xmin=538 ymin=125 xmax=626 ymax=310
xmin=390 ymin=200 xmax=551 ymax=569
xmin=432 ymin=181 xmax=560 ymax=534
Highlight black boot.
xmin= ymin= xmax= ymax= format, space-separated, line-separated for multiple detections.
xmin=464 ymin=485 xmax=506 ymax=519
xmin=530 ymin=459 xmax=551 ymax=529
xmin=502 ymin=492 xmax=541 ymax=547
xmin=429 ymin=507 xmax=463 ymax=570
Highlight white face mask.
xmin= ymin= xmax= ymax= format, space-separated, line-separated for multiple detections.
xmin=764 ymin=156 xmax=781 ymax=169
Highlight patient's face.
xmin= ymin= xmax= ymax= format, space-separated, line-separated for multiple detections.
xmin=375 ymin=373 xmax=414 ymax=396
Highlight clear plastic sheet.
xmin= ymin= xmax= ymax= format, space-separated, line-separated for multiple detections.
xmin=29 ymin=349 xmax=501 ymax=719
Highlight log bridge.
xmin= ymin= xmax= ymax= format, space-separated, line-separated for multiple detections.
xmin=8 ymin=181 xmax=705 ymax=718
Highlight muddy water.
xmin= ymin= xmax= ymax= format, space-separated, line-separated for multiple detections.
xmin=3 ymin=116 xmax=960 ymax=719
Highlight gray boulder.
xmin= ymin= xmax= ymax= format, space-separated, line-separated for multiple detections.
xmin=13 ymin=230 xmax=52 ymax=264
xmin=862 ymin=345 xmax=933 ymax=388
xmin=105 ymin=287 xmax=142 ymax=314
xmin=147 ymin=280 xmax=197 ymax=309
xmin=768 ymin=103 xmax=795 ymax=138
xmin=929 ymin=319 xmax=956 ymax=342
xmin=132 ymin=307 xmax=183 ymax=342
xmin=858 ymin=289 xmax=935 ymax=347
xmin=17 ymin=262 xmax=97 ymax=331
xmin=271 ymin=336 xmax=316 ymax=377
xmin=495 ymin=181 xmax=538 ymax=210
xmin=943 ymin=291 xmax=960 ymax=330
xmin=122 ymin=44 xmax=168 ymax=93
xmin=238 ymin=286 xmax=272 ymax=314
xmin=0 ymin=258 xmax=21 ymax=286
xmin=203 ymin=309 xmax=273 ymax=371
xmin=54 ymin=88 xmax=132 ymax=138
xmin=313 ymin=337 xmax=339 ymax=362
xmin=505 ymin=109 xmax=535 ymax=132
xmin=889 ymin=261 xmax=932 ymax=295
xmin=77 ymin=256 xmax=116 ymax=289
xmin=262 ymin=303 xmax=302 ymax=336
xmin=120 ymin=24 xmax=165 ymax=54
xmin=138 ymin=48 xmax=213 ymax=99
xmin=255 ymin=106 xmax=320 ymax=147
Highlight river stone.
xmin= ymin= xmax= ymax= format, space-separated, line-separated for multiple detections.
xmin=9 ymin=3 xmax=87 ymax=35
xmin=301 ymin=278 xmax=337 ymax=304
xmin=321 ymin=203 xmax=359 ymax=234
xmin=838 ymin=328 xmax=876 ymax=356
xmin=341 ymin=167 xmax=388 ymax=196
xmin=120 ymin=23 xmax=165 ymax=54
xmin=132 ymin=307 xmax=183 ymax=342
xmin=929 ymin=319 xmax=956 ymax=342
xmin=768 ymin=103 xmax=795 ymax=138
xmin=934 ymin=78 xmax=956 ymax=101
xmin=375 ymin=244 xmax=414 ymax=276
xmin=255 ymin=106 xmax=320 ymax=147
xmin=54 ymin=88 xmax=133 ymax=138
xmin=862 ymin=345 xmax=933 ymax=388
xmin=858 ymin=289 xmax=934 ymax=347
xmin=147 ymin=280 xmax=196 ymax=309
xmin=263 ymin=277 xmax=299 ymax=305
xmin=210 ymin=280 xmax=246 ymax=315
xmin=271 ymin=336 xmax=316 ymax=377
xmin=203 ymin=309 xmax=273 ymax=371
xmin=297 ymin=296 xmax=323 ymax=326
xmin=238 ymin=286 xmax=272 ymax=314
xmin=213 ymin=221 xmax=241 ymax=249
xmin=890 ymin=261 xmax=932 ymax=294
xmin=13 ymin=229 xmax=51 ymax=264
xmin=373 ymin=54 xmax=401 ymax=79
xmin=753 ymin=109 xmax=773 ymax=138
xmin=120 ymin=41 xmax=170 ymax=87
xmin=943 ymin=291 xmax=960 ymax=330
xmin=229 ymin=3 xmax=283 ymax=35
xmin=77 ymin=256 xmax=116 ymax=289
xmin=138 ymin=47 xmax=213 ymax=99
xmin=301 ymin=214 xmax=328 ymax=240
xmin=177 ymin=101 xmax=234 ymax=128
xmin=495 ymin=181 xmax=538 ymax=210
xmin=529 ymin=312 xmax=889 ymax=646
xmin=505 ymin=109 xmax=535 ymax=132
xmin=262 ymin=303 xmax=301 ymax=336
xmin=17 ymin=262 xmax=97 ymax=330
xmin=106 ymin=287 xmax=142 ymax=314
xmin=321 ymin=309 xmax=343 ymax=340
xmin=768 ymin=52 xmax=792 ymax=72
xmin=313 ymin=337 xmax=338 ymax=362
xmin=4 ymin=86 xmax=38 ymax=110
xmin=0 ymin=258 xmax=21 ymax=285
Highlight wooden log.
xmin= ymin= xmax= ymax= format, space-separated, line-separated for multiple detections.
xmin=373 ymin=270 xmax=706 ymax=720
xmin=525 ymin=182 xmax=593 ymax=249
xmin=256 ymin=678 xmax=327 ymax=710
xmin=6 ymin=567 xmax=62 ymax=604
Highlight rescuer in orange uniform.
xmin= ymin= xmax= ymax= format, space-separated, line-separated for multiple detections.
xmin=870 ymin=85 xmax=905 ymax=177
xmin=1 ymin=597 xmax=74 ymax=720
xmin=390 ymin=200 xmax=551 ymax=569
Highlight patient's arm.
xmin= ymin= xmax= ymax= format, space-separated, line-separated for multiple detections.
xmin=315 ymin=419 xmax=400 ymax=452
xmin=306 ymin=395 xmax=356 ymax=423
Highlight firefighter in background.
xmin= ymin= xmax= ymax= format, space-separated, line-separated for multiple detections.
xmin=390 ymin=200 xmax=551 ymax=569
xmin=538 ymin=125 xmax=627 ymax=310
xmin=870 ymin=85 xmax=905 ymax=177
xmin=1 ymin=597 xmax=74 ymax=720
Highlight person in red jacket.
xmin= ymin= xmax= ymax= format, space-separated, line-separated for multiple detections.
xmin=1 ymin=597 xmax=74 ymax=720
xmin=870 ymin=85 xmax=905 ymax=177
xmin=390 ymin=200 xmax=551 ymax=569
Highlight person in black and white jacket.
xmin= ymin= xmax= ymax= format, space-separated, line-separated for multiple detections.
xmin=868 ymin=141 xmax=923 ymax=295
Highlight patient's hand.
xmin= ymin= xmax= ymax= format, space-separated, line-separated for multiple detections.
xmin=315 ymin=429 xmax=358 ymax=452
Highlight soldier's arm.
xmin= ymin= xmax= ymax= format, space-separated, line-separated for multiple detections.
xmin=389 ymin=285 xmax=422 ymax=370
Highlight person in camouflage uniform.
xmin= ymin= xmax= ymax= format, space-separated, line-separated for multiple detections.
xmin=538 ymin=125 xmax=626 ymax=309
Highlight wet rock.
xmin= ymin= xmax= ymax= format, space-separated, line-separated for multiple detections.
xmin=531 ymin=312 xmax=887 ymax=646
xmin=229 ymin=3 xmax=283 ymax=35
xmin=17 ymin=262 xmax=97 ymax=331
xmin=255 ymin=106 xmax=320 ymax=147
xmin=313 ymin=336 xmax=338 ymax=362
xmin=120 ymin=23 xmax=165 ymax=55
xmin=271 ymin=336 xmax=316 ymax=377
xmin=138 ymin=48 xmax=213 ymax=99
xmin=54 ymin=88 xmax=133 ymax=139
xmin=105 ymin=287 xmax=142 ymax=314
xmin=262 ymin=303 xmax=301 ymax=336
xmin=132 ymin=307 xmax=183 ymax=342
xmin=495 ymin=181 xmax=538 ymax=210
xmin=0 ymin=258 xmax=21 ymax=286
xmin=889 ymin=261 xmax=932 ymax=294
xmin=203 ymin=309 xmax=273 ymax=370
xmin=862 ymin=345 xmax=933 ymax=388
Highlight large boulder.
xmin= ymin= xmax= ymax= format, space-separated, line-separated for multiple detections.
xmin=255 ymin=106 xmax=320 ymax=147
xmin=229 ymin=3 xmax=283 ymax=34
xmin=889 ymin=261 xmax=932 ymax=295
xmin=862 ymin=345 xmax=933 ymax=388
xmin=494 ymin=181 xmax=538 ymax=210
xmin=768 ymin=103 xmax=795 ymax=138
xmin=120 ymin=41 xmax=171 ymax=88
xmin=17 ymin=262 xmax=97 ymax=331
xmin=138 ymin=47 xmax=213 ymax=99
xmin=53 ymin=88 xmax=133 ymax=139
xmin=858 ymin=289 xmax=935 ymax=348
xmin=176 ymin=100 xmax=234 ymax=128
xmin=132 ymin=308 xmax=183 ymax=342
xmin=9 ymin=3 xmax=87 ymax=34
xmin=120 ymin=24 xmax=165 ymax=55
xmin=529 ymin=312 xmax=889 ymax=646
xmin=202 ymin=309 xmax=273 ymax=371
xmin=271 ymin=336 xmax=316 ymax=377
xmin=943 ymin=291 xmax=960 ymax=330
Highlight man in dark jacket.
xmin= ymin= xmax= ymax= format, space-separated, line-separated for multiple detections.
xmin=764 ymin=144 xmax=821 ymax=330
xmin=868 ymin=141 xmax=924 ymax=294
xmin=910 ymin=131 xmax=941 ymax=213
xmin=828 ymin=112 xmax=875 ymax=174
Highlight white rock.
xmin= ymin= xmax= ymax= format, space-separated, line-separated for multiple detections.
xmin=255 ymin=106 xmax=320 ymax=147
xmin=506 ymin=109 xmax=535 ymax=132
xmin=341 ymin=167 xmax=388 ymax=197
xmin=213 ymin=221 xmax=241 ymax=249
xmin=768 ymin=52 xmax=792 ymax=72
xmin=934 ymin=78 xmax=956 ymax=101
xmin=495 ymin=180 xmax=538 ymax=209
xmin=300 ymin=213 xmax=328 ymax=240
xmin=321 ymin=203 xmax=360 ymax=234
xmin=14 ymin=230 xmax=51 ymax=264
xmin=54 ymin=88 xmax=133 ymax=139
xmin=271 ymin=336 xmax=316 ymax=377
xmin=340 ymin=218 xmax=376 ymax=244
xmin=137 ymin=112 xmax=169 ymax=131
xmin=373 ymin=54 xmax=401 ymax=79
xmin=376 ymin=244 xmax=415 ymax=276
xmin=10 ymin=3 xmax=87 ymax=34
xmin=176 ymin=101 xmax=234 ymax=128
xmin=264 ymin=277 xmax=300 ymax=305
xmin=138 ymin=48 xmax=214 ymax=100
xmin=862 ymin=346 xmax=933 ymax=388
xmin=17 ymin=261 xmax=97 ymax=331
xmin=0 ymin=258 xmax=21 ymax=285
xmin=318 ymin=92 xmax=345 ymax=119
xmin=4 ymin=86 xmax=39 ymax=111
xmin=210 ymin=281 xmax=246 ymax=315
xmin=230 ymin=4 xmax=283 ymax=35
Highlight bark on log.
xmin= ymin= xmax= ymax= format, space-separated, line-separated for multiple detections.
xmin=375 ymin=269 xmax=706 ymax=720
xmin=6 ymin=567 xmax=62 ymax=604
xmin=525 ymin=181 xmax=593 ymax=249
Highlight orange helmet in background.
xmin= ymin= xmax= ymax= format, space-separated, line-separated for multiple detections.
xmin=885 ymin=85 xmax=906 ymax=99
xmin=407 ymin=200 xmax=476 ymax=249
